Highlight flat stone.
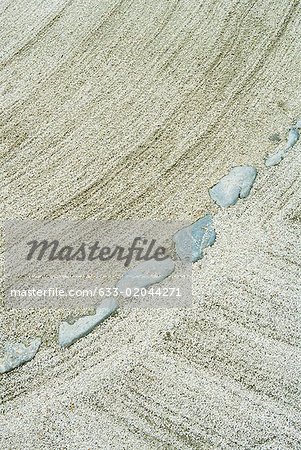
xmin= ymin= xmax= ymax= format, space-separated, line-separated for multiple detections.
xmin=265 ymin=149 xmax=285 ymax=167
xmin=0 ymin=338 xmax=41 ymax=374
xmin=59 ymin=297 xmax=118 ymax=347
xmin=266 ymin=126 xmax=300 ymax=167
xmin=173 ymin=214 xmax=216 ymax=262
xmin=209 ymin=166 xmax=257 ymax=207
xmin=116 ymin=258 xmax=175 ymax=297
xmin=286 ymin=127 xmax=299 ymax=149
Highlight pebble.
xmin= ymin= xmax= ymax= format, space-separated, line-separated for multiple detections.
xmin=266 ymin=123 xmax=300 ymax=167
xmin=0 ymin=338 xmax=41 ymax=374
xmin=116 ymin=258 xmax=175 ymax=297
xmin=286 ymin=127 xmax=299 ymax=149
xmin=209 ymin=166 xmax=257 ymax=207
xmin=59 ymin=297 xmax=118 ymax=347
xmin=173 ymin=214 xmax=216 ymax=262
xmin=265 ymin=149 xmax=285 ymax=167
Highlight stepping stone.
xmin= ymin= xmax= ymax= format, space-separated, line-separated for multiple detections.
xmin=116 ymin=258 xmax=175 ymax=297
xmin=59 ymin=297 xmax=118 ymax=347
xmin=173 ymin=214 xmax=216 ymax=262
xmin=0 ymin=338 xmax=41 ymax=374
xmin=266 ymin=124 xmax=300 ymax=167
xmin=286 ymin=127 xmax=299 ymax=148
xmin=209 ymin=166 xmax=257 ymax=207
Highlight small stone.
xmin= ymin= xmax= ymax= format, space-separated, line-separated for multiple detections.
xmin=209 ymin=166 xmax=257 ymax=207
xmin=116 ymin=258 xmax=175 ymax=297
xmin=173 ymin=214 xmax=216 ymax=262
xmin=286 ymin=127 xmax=299 ymax=149
xmin=265 ymin=149 xmax=285 ymax=167
xmin=266 ymin=125 xmax=300 ymax=167
xmin=59 ymin=297 xmax=118 ymax=347
xmin=0 ymin=338 xmax=41 ymax=374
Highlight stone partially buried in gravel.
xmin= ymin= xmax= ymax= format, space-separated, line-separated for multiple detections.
xmin=209 ymin=166 xmax=257 ymax=207
xmin=116 ymin=258 xmax=175 ymax=297
xmin=266 ymin=126 xmax=300 ymax=167
xmin=59 ymin=297 xmax=118 ymax=347
xmin=173 ymin=214 xmax=216 ymax=262
xmin=0 ymin=338 xmax=41 ymax=374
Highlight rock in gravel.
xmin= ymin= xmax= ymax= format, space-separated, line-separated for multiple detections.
xmin=116 ymin=258 xmax=175 ymax=297
xmin=173 ymin=214 xmax=216 ymax=262
xmin=59 ymin=297 xmax=118 ymax=347
xmin=0 ymin=338 xmax=41 ymax=374
xmin=266 ymin=124 xmax=300 ymax=167
xmin=209 ymin=166 xmax=257 ymax=207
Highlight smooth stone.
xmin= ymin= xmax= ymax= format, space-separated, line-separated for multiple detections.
xmin=209 ymin=166 xmax=257 ymax=207
xmin=0 ymin=338 xmax=41 ymax=374
xmin=266 ymin=126 xmax=300 ymax=167
xmin=286 ymin=127 xmax=299 ymax=149
xmin=116 ymin=258 xmax=175 ymax=297
xmin=173 ymin=214 xmax=216 ymax=262
xmin=59 ymin=297 xmax=118 ymax=347
xmin=265 ymin=149 xmax=285 ymax=167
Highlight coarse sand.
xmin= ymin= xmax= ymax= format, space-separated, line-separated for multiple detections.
xmin=1 ymin=0 xmax=301 ymax=448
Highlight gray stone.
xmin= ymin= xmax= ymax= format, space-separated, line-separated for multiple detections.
xmin=209 ymin=166 xmax=257 ymax=207
xmin=0 ymin=338 xmax=41 ymax=374
xmin=265 ymin=149 xmax=285 ymax=167
xmin=286 ymin=127 xmax=299 ymax=148
xmin=59 ymin=297 xmax=118 ymax=347
xmin=173 ymin=214 xmax=216 ymax=262
xmin=116 ymin=258 xmax=175 ymax=297
xmin=266 ymin=125 xmax=300 ymax=167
